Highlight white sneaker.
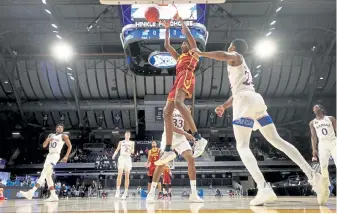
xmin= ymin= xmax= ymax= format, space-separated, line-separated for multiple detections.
xmin=308 ymin=172 xmax=329 ymax=205
xmin=189 ymin=193 xmax=204 ymax=203
xmin=250 ymin=187 xmax=277 ymax=206
xmin=155 ymin=151 xmax=177 ymax=166
xmin=44 ymin=193 xmax=59 ymax=202
xmin=146 ymin=192 xmax=156 ymax=204
xmin=192 ymin=138 xmax=208 ymax=158
xmin=121 ymin=192 xmax=127 ymax=200
xmin=19 ymin=190 xmax=34 ymax=200
xmin=115 ymin=190 xmax=120 ymax=198
xmin=190 ymin=203 xmax=204 ymax=213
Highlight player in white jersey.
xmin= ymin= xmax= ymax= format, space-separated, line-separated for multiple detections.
xmin=192 ymin=39 xmax=325 ymax=205
xmin=20 ymin=124 xmax=72 ymax=202
xmin=309 ymin=104 xmax=336 ymax=204
xmin=147 ymin=106 xmax=203 ymax=203
xmin=112 ymin=131 xmax=134 ymax=200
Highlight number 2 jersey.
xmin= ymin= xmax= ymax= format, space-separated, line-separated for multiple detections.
xmin=313 ymin=116 xmax=336 ymax=141
xmin=49 ymin=133 xmax=65 ymax=154
xmin=227 ymin=57 xmax=255 ymax=95
xmin=120 ymin=140 xmax=133 ymax=157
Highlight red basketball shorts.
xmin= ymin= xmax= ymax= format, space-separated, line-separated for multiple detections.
xmin=147 ymin=165 xmax=156 ymax=176
xmin=167 ymin=70 xmax=195 ymax=101
xmin=163 ymin=172 xmax=171 ymax=184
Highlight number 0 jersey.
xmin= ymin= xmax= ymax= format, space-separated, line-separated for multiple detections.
xmin=49 ymin=133 xmax=65 ymax=154
xmin=164 ymin=109 xmax=185 ymax=135
xmin=227 ymin=57 xmax=255 ymax=95
xmin=313 ymin=116 xmax=336 ymax=141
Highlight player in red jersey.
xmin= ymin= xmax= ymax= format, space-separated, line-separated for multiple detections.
xmin=162 ymin=165 xmax=172 ymax=199
xmin=155 ymin=14 xmax=208 ymax=166
xmin=146 ymin=141 xmax=162 ymax=196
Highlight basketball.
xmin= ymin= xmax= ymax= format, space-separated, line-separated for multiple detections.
xmin=145 ymin=7 xmax=160 ymax=22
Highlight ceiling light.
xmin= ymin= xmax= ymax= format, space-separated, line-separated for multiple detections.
xmin=51 ymin=24 xmax=58 ymax=28
xmin=42 ymin=0 xmax=46 ymax=4
xmin=45 ymin=9 xmax=51 ymax=14
xmin=67 ymin=73 xmax=72 ymax=76
xmin=269 ymin=27 xmax=275 ymax=30
xmin=256 ymin=65 xmax=261 ymax=69
xmin=319 ymin=77 xmax=324 ymax=80
xmin=53 ymin=31 xmax=58 ymax=33
xmin=254 ymin=39 xmax=277 ymax=58
xmin=266 ymin=32 xmax=272 ymax=36
xmin=276 ymin=7 xmax=282 ymax=12
xmin=56 ymin=35 xmax=62 ymax=39
xmin=69 ymin=76 xmax=75 ymax=80
xmin=4 ymin=80 xmax=9 ymax=84
xmin=270 ymin=21 xmax=276 ymax=25
xmin=67 ymin=67 xmax=72 ymax=71
xmin=254 ymin=74 xmax=259 ymax=78
xmin=51 ymin=42 xmax=74 ymax=61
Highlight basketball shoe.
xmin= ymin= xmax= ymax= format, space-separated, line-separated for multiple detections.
xmin=249 ymin=186 xmax=277 ymax=206
xmin=19 ymin=190 xmax=34 ymax=200
xmin=44 ymin=193 xmax=59 ymax=202
xmin=192 ymin=138 xmax=208 ymax=158
xmin=155 ymin=151 xmax=176 ymax=166
xmin=189 ymin=193 xmax=204 ymax=203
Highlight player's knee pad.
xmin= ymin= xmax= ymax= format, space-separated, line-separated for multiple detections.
xmin=232 ymin=117 xmax=254 ymax=128
xmin=148 ymin=176 xmax=153 ymax=183
xmin=257 ymin=115 xmax=273 ymax=127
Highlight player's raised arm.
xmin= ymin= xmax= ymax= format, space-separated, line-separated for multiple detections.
xmin=328 ymin=116 xmax=336 ymax=133
xmin=176 ymin=15 xmax=197 ymax=49
xmin=112 ymin=141 xmax=121 ymax=160
xmin=60 ymin=134 xmax=72 ymax=163
xmin=309 ymin=121 xmax=318 ymax=159
xmin=163 ymin=21 xmax=179 ymax=60
xmin=43 ymin=134 xmax=52 ymax=148
xmin=193 ymin=49 xmax=238 ymax=62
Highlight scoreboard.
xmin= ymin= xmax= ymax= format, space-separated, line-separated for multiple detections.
xmin=121 ymin=4 xmax=206 ymax=26
xmin=120 ymin=4 xmax=208 ymax=49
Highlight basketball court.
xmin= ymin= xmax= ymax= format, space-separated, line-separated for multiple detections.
xmin=0 ymin=0 xmax=336 ymax=213
xmin=0 ymin=196 xmax=336 ymax=213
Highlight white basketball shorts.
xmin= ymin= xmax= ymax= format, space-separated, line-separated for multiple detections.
xmin=118 ymin=155 xmax=132 ymax=171
xmin=160 ymin=132 xmax=192 ymax=155
xmin=44 ymin=153 xmax=60 ymax=168
xmin=232 ymin=90 xmax=270 ymax=130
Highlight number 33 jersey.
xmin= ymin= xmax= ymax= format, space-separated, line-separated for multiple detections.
xmin=49 ymin=133 xmax=65 ymax=154
xmin=227 ymin=57 xmax=255 ymax=95
xmin=313 ymin=116 xmax=336 ymax=141
xmin=164 ymin=109 xmax=185 ymax=134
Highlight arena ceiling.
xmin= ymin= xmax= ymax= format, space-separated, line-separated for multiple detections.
xmin=0 ymin=0 xmax=336 ymax=132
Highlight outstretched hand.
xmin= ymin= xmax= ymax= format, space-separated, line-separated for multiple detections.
xmin=215 ymin=105 xmax=225 ymax=117
xmin=173 ymin=12 xmax=182 ymax=21
xmin=160 ymin=20 xmax=171 ymax=29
